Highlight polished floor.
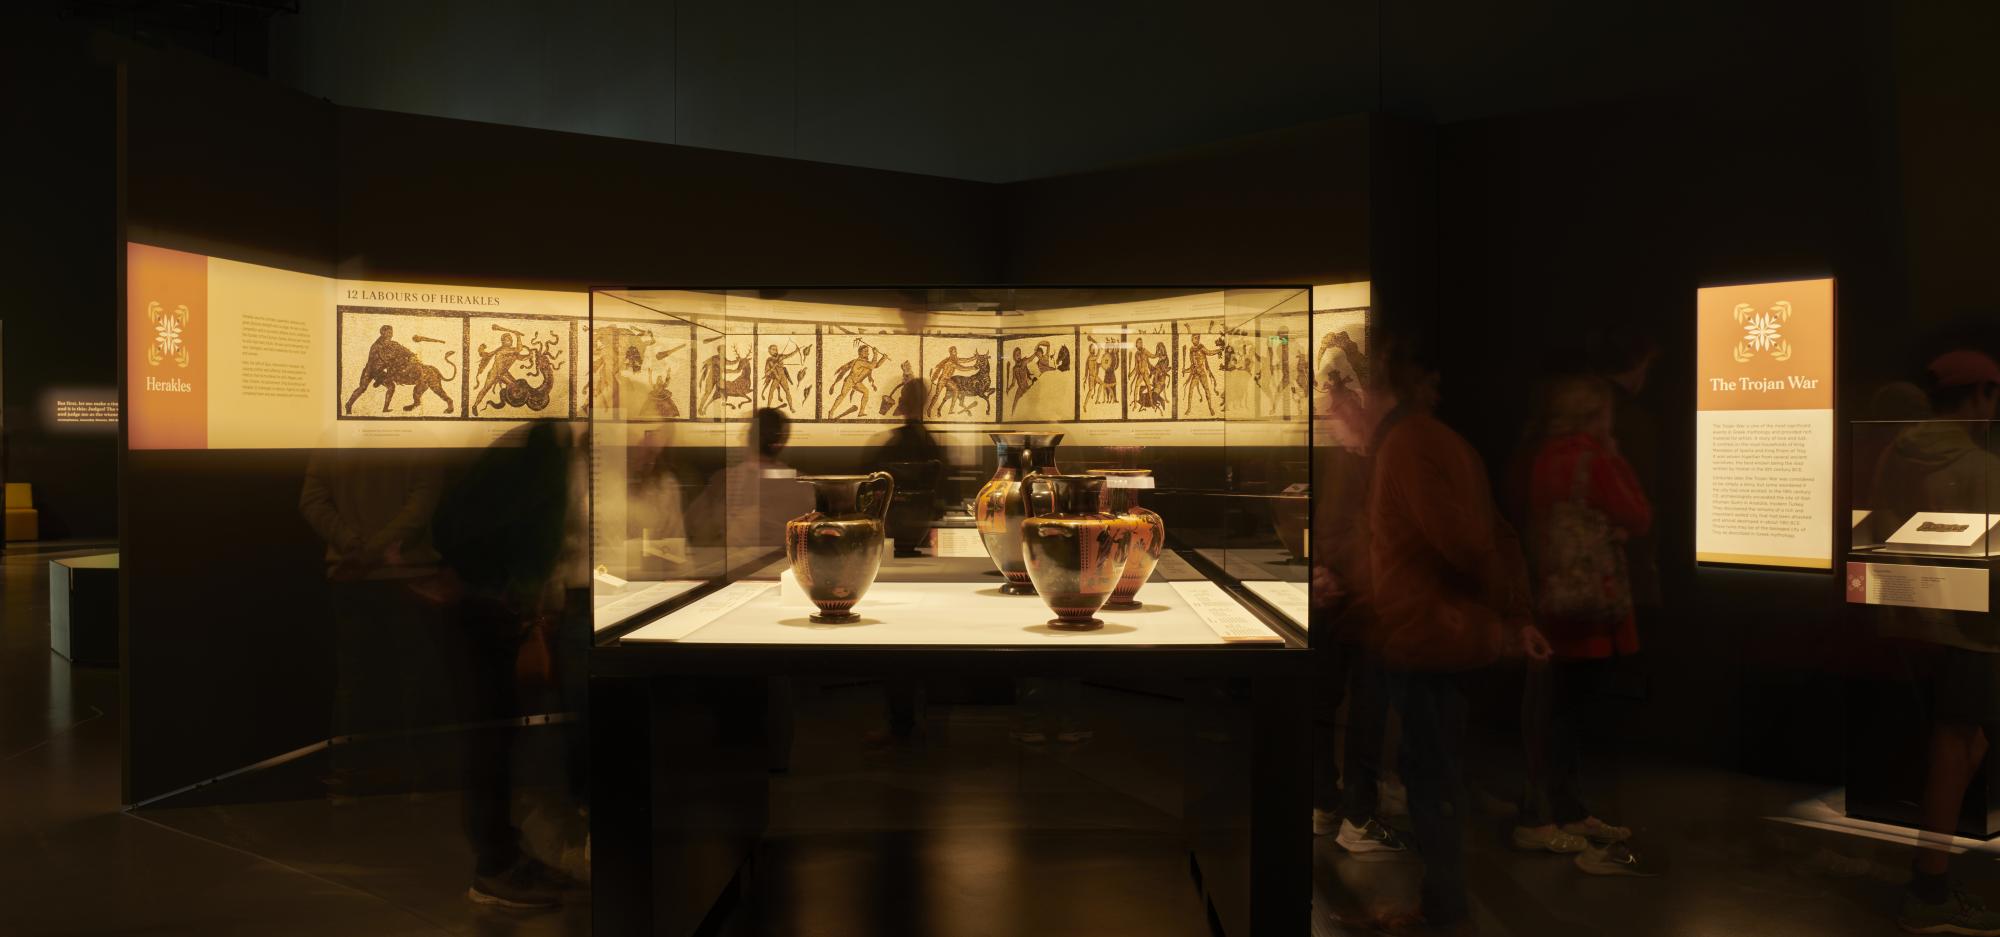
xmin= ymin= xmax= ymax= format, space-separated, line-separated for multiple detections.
xmin=5 ymin=538 xmax=1996 ymax=936
xmin=3 ymin=541 xmax=566 ymax=936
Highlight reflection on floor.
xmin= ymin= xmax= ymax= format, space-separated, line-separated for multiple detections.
xmin=0 ymin=540 xmax=585 ymax=937
xmin=719 ymin=682 xmax=1207 ymax=937
xmin=8 ymin=535 xmax=2000 ymax=936
xmin=1309 ymin=757 xmax=1997 ymax=937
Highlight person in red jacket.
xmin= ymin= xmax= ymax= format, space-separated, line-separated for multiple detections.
xmin=1516 ymin=375 xmax=1653 ymax=872
xmin=1362 ymin=340 xmax=1551 ymax=935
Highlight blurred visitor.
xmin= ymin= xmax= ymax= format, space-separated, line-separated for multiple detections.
xmin=628 ymin=428 xmax=695 ymax=576
xmin=298 ymin=447 xmax=445 ymax=803
xmin=1516 ymin=376 xmax=1651 ymax=868
xmin=866 ymin=381 xmax=945 ymax=744
xmin=432 ymin=422 xmax=579 ymax=910
xmin=689 ymin=407 xmax=811 ymax=572
xmin=1588 ymin=326 xmax=1662 ymax=634
xmin=1363 ymin=338 xmax=1550 ymax=934
xmin=1873 ymin=350 xmax=2000 ymax=935
xmin=1309 ymin=341 xmax=1406 ymax=856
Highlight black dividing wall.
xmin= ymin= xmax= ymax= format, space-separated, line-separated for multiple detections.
xmin=120 ymin=41 xmax=341 ymax=806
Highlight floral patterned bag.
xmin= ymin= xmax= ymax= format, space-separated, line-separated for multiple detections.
xmin=1532 ymin=450 xmax=1632 ymax=625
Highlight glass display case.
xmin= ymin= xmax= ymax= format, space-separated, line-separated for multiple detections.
xmin=1847 ymin=419 xmax=1998 ymax=619
xmin=584 ymin=286 xmax=1349 ymax=648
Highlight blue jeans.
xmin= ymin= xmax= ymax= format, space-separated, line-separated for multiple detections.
xmin=1390 ymin=670 xmax=1470 ymax=925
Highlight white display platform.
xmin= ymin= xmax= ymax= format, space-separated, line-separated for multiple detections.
xmin=593 ymin=579 xmax=705 ymax=632
xmin=622 ymin=577 xmax=1283 ymax=646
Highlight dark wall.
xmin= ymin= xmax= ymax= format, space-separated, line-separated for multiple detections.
xmin=332 ymin=107 xmax=1003 ymax=289
xmin=1892 ymin=0 xmax=2000 ymax=324
xmin=1002 ymin=117 xmax=1372 ymax=290
xmin=273 ymin=0 xmax=1381 ymax=184
xmin=1 ymin=26 xmax=119 ymax=539
xmin=1431 ymin=76 xmax=1907 ymax=776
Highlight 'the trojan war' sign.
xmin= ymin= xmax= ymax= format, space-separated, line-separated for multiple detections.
xmin=1694 ymin=278 xmax=1835 ymax=570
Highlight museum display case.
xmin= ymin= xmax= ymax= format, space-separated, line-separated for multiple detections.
xmin=583 ymin=286 xmax=1365 ymax=648
xmin=1847 ymin=418 xmax=1998 ymax=618
xmin=1846 ymin=417 xmax=2000 ymax=836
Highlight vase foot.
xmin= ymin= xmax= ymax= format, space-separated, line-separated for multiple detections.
xmin=810 ymin=611 xmax=861 ymax=624
xmin=1101 ymin=598 xmax=1143 ymax=611
xmin=1000 ymin=581 xmax=1038 ymax=596
xmin=1047 ymin=617 xmax=1103 ymax=631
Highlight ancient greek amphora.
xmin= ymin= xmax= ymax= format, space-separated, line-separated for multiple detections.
xmin=974 ymin=432 xmax=1063 ymax=595
xmin=1086 ymin=468 xmax=1165 ymax=609
xmin=1020 ymin=473 xmax=1132 ymax=630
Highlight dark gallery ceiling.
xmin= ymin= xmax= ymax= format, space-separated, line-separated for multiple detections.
xmin=62 ymin=0 xmax=1882 ymax=183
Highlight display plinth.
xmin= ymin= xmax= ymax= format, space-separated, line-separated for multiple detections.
xmin=50 ymin=552 xmax=118 ymax=665
xmin=621 ymin=574 xmax=1280 ymax=646
xmin=587 ymin=287 xmax=1326 ymax=937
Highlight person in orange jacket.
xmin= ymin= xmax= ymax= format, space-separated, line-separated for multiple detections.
xmin=1361 ymin=338 xmax=1550 ymax=935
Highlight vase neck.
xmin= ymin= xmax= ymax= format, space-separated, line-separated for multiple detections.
xmin=1039 ymin=475 xmax=1106 ymax=514
xmin=812 ymin=479 xmax=864 ymax=514
xmin=990 ymin=443 xmax=1024 ymax=480
xmin=1023 ymin=445 xmax=1061 ymax=475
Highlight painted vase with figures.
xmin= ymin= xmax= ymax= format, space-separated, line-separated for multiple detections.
xmin=785 ymin=472 xmax=894 ymax=623
xmin=974 ymin=432 xmax=1063 ymax=595
xmin=1020 ymin=474 xmax=1133 ymax=630
xmin=1086 ymin=468 xmax=1165 ymax=609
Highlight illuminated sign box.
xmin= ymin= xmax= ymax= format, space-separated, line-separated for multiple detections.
xmin=1694 ymin=277 xmax=1836 ymax=570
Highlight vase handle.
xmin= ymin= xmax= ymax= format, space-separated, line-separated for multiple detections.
xmin=859 ymin=470 xmax=895 ymax=521
xmin=1023 ymin=474 xmax=1054 ymax=519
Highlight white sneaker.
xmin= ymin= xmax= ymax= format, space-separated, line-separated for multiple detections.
xmin=1512 ymin=824 xmax=1589 ymax=854
xmin=1336 ymin=817 xmax=1409 ymax=855
xmin=1576 ymin=842 xmax=1664 ymax=877
xmin=1562 ymin=817 xmax=1632 ymax=844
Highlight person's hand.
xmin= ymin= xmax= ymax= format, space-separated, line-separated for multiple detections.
xmin=1310 ymin=565 xmax=1346 ymax=608
xmin=330 ymin=543 xmax=381 ymax=581
xmin=1519 ymin=624 xmax=1553 ymax=662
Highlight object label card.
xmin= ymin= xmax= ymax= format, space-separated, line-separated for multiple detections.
xmin=1694 ymin=278 xmax=1835 ymax=570
xmin=1847 ymin=562 xmax=1988 ymax=613
xmin=933 ymin=527 xmax=987 ymax=558
xmin=1169 ymin=581 xmax=1284 ymax=643
xmin=1242 ymin=580 xmax=1310 ymax=628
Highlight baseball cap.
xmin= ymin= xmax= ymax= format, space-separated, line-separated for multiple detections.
xmin=1928 ymin=349 xmax=2000 ymax=389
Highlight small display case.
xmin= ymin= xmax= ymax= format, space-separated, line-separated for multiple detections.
xmin=1847 ymin=419 xmax=1998 ymax=617
xmin=583 ymin=286 xmax=1356 ymax=649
